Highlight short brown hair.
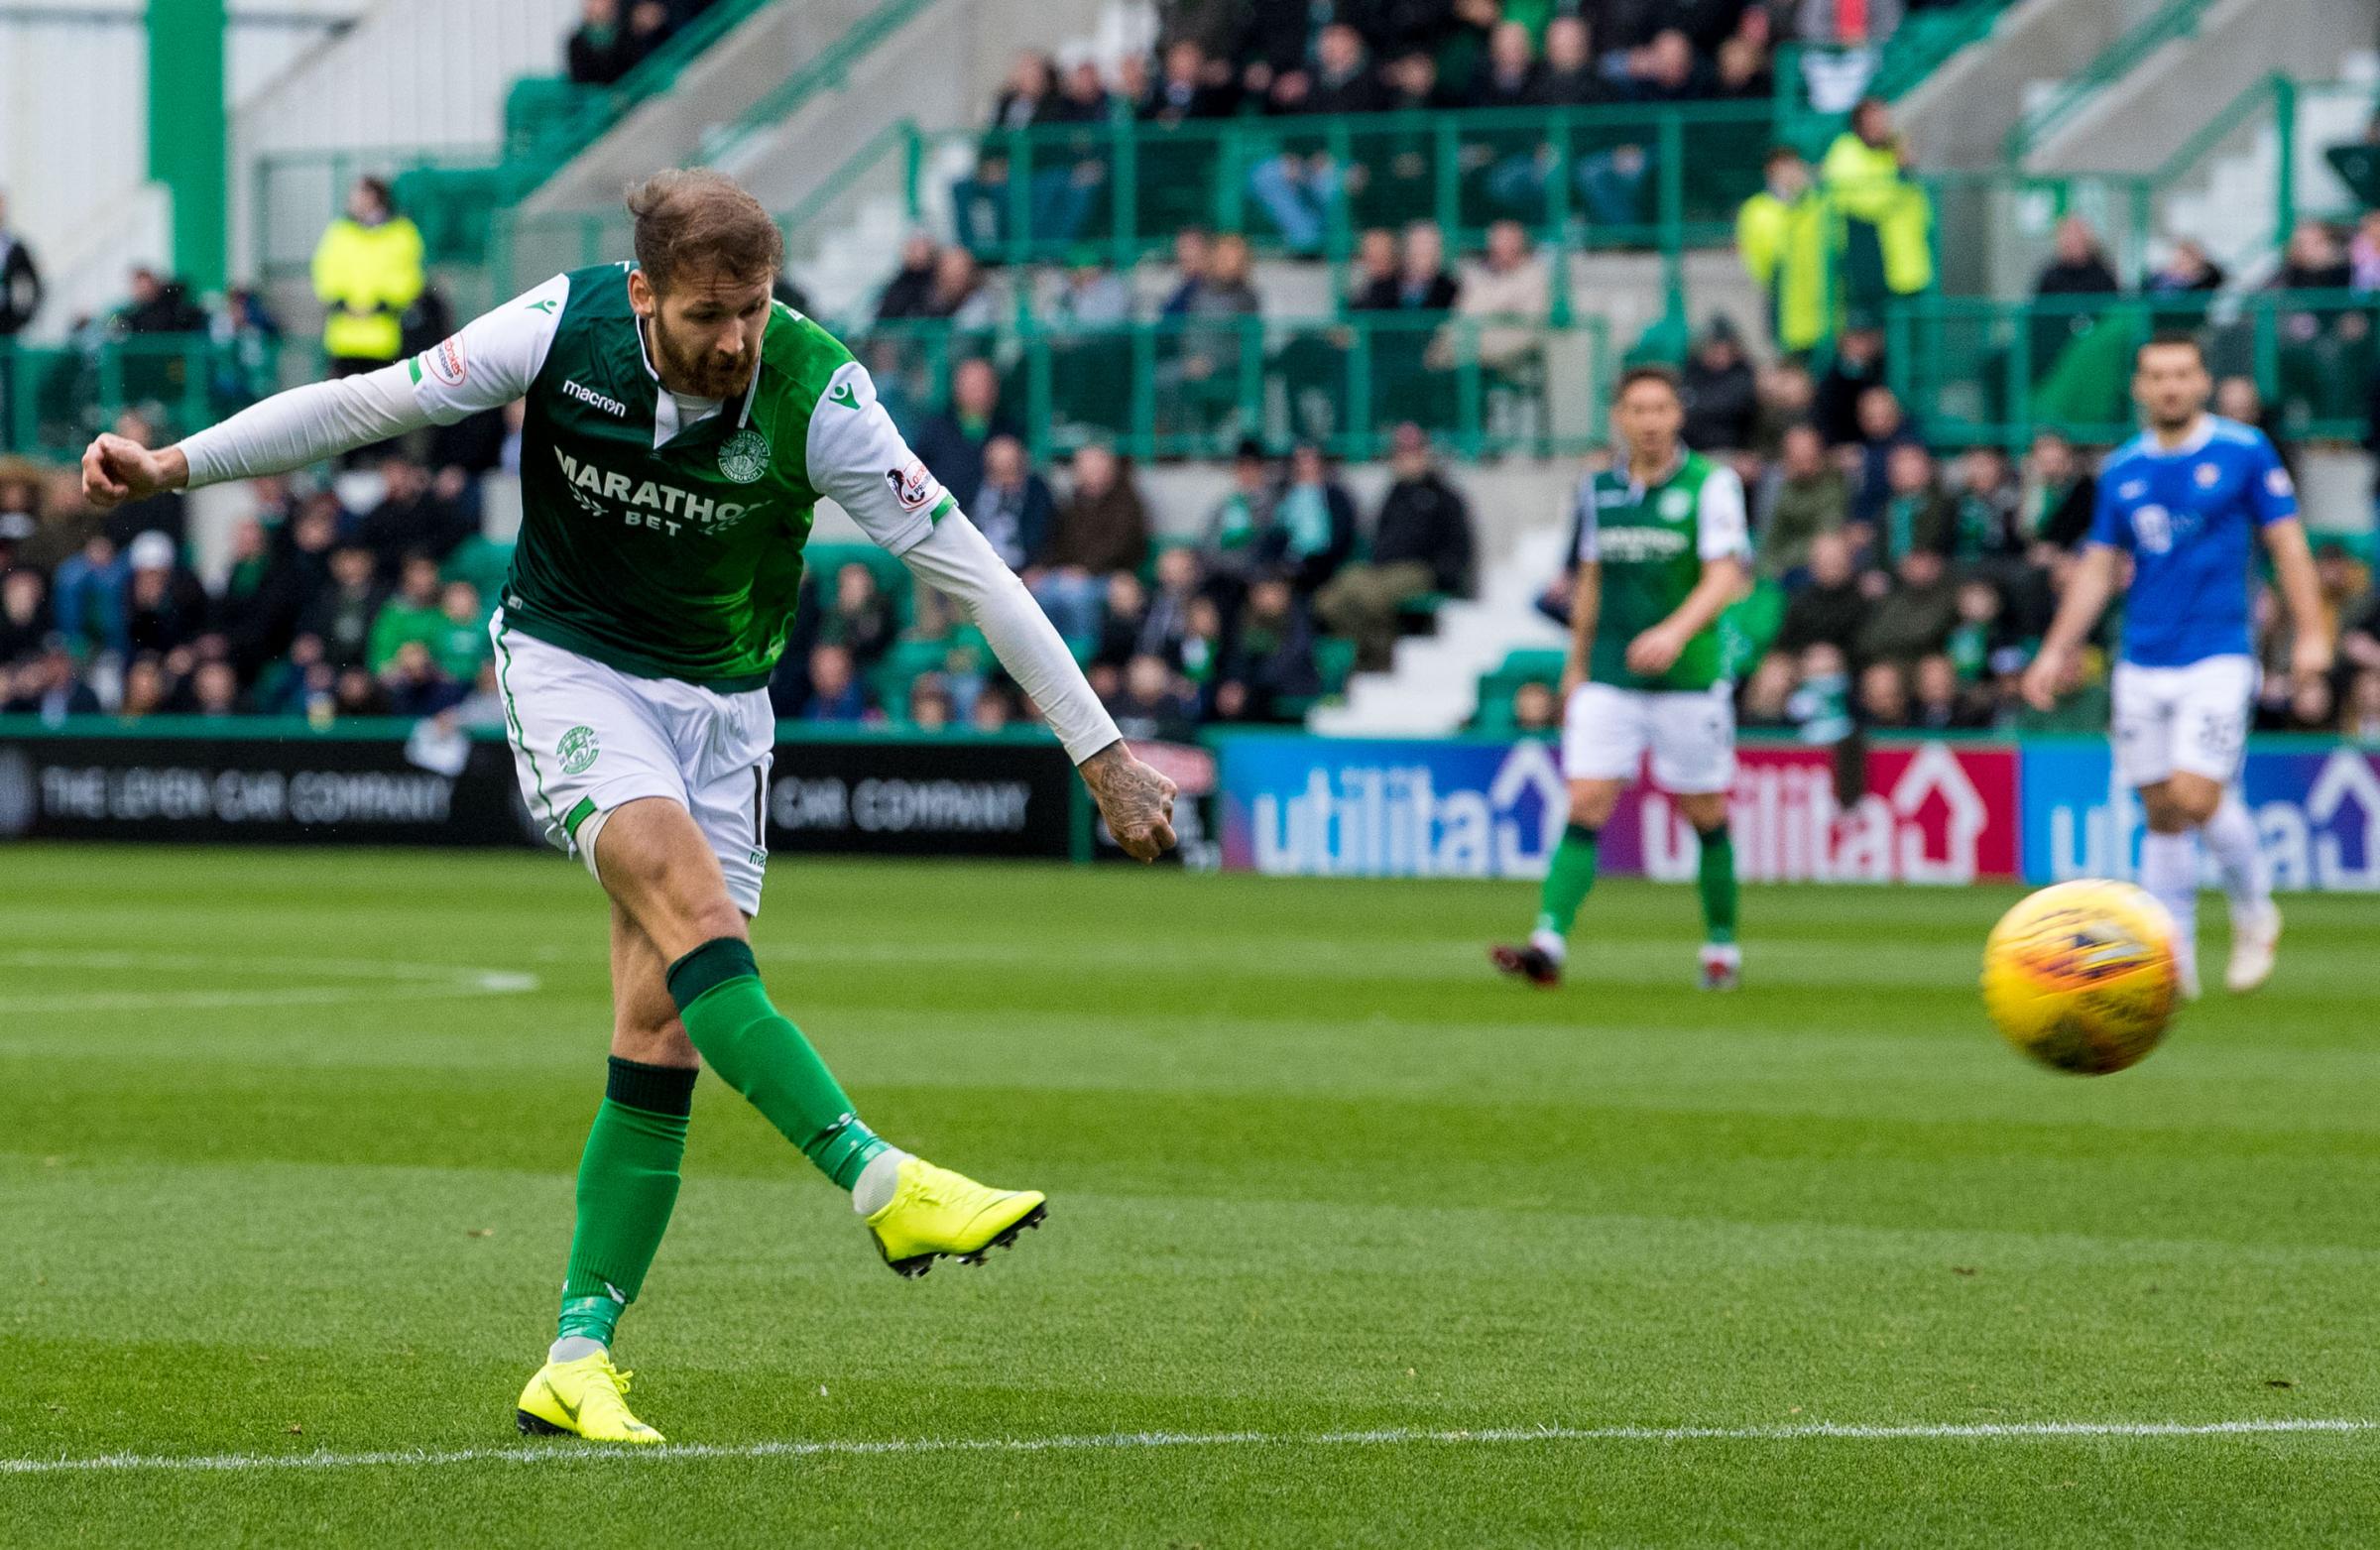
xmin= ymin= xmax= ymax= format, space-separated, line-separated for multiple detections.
xmin=2133 ymin=331 xmax=2205 ymax=369
xmin=1613 ymin=363 xmax=1682 ymax=403
xmin=625 ymin=169 xmax=782 ymax=294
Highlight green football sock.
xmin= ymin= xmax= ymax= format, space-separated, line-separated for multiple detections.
xmin=1532 ymin=823 xmax=1601 ymax=942
xmin=665 ymin=937 xmax=890 ymax=1191
xmin=556 ymin=1057 xmax=696 ymax=1348
xmin=1697 ymin=823 xmax=1738 ymax=946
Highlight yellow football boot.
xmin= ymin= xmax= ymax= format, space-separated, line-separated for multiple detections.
xmin=865 ymin=1156 xmax=1047 ymax=1278
xmin=514 ymin=1351 xmax=664 ymax=1444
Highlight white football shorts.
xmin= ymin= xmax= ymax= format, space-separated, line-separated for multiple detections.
xmin=491 ymin=611 xmax=774 ymax=915
xmin=2109 ymin=652 xmax=2255 ymax=790
xmin=1562 ymin=680 xmax=1736 ymax=793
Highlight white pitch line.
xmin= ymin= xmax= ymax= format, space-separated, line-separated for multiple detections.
xmin=4 ymin=1417 xmax=2370 ymax=1477
xmin=0 ymin=951 xmax=537 ymax=1013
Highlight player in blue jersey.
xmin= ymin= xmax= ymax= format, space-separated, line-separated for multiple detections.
xmin=2022 ymin=334 xmax=2330 ymax=997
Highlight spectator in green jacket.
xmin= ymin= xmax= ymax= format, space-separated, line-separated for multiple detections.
xmin=1876 ymin=442 xmax=1953 ymax=567
xmin=1754 ymin=422 xmax=1847 ymax=579
xmin=366 ymin=553 xmax=444 ymax=673
xmin=430 ymin=580 xmax=491 ymax=684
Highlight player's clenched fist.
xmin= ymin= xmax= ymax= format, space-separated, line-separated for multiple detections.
xmin=1622 ymin=623 xmax=1685 ymax=676
xmin=1081 ymin=742 xmax=1178 ymax=863
xmin=80 ymin=433 xmax=184 ymax=510
xmin=2018 ymin=648 xmax=2066 ymax=713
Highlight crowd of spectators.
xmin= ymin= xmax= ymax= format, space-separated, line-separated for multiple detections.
xmin=1491 ymin=315 xmax=2380 ymax=742
xmin=766 ymin=378 xmax=1478 ymax=736
xmin=0 ymin=357 xmax=1482 ymax=739
xmin=864 ymin=212 xmax=1557 ymax=452
xmin=0 ymin=162 xmax=512 ymax=725
xmin=0 ymin=397 xmax=521 ymax=727
xmin=5 ymin=1 xmax=2378 ymax=748
xmin=0 ymin=174 xmax=444 ymax=462
xmin=562 ymin=0 xmax=728 ymax=87
xmin=870 ymin=4 xmax=1947 ymax=455
xmin=943 ymin=2 xmax=1805 ymax=258
xmin=2009 ymin=212 xmax=2380 ymax=430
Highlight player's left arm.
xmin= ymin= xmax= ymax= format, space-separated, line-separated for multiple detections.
xmin=2249 ymin=443 xmax=2332 ymax=689
xmin=805 ymin=359 xmax=1177 ymax=862
xmin=82 ymin=274 xmax=565 ymax=507
xmin=1626 ymin=465 xmax=1752 ymax=676
xmin=2263 ymin=518 xmax=2331 ymax=687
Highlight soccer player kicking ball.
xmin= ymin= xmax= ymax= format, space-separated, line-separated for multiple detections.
xmin=2022 ymin=333 xmax=2327 ymax=999
xmin=79 ymin=171 xmax=1177 ymax=1443
xmin=1492 ymin=365 xmax=1751 ymax=991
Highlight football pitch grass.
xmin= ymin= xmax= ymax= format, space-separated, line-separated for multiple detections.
xmin=3 ymin=844 xmax=2376 ymax=1546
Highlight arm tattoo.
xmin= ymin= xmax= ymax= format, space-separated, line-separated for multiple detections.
xmin=1080 ymin=741 xmax=1178 ymax=859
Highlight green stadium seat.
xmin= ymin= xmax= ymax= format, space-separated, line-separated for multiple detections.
xmin=1473 ymin=648 xmax=1566 ymax=727
xmin=2033 ymin=318 xmax=2137 ymax=430
xmin=866 ymin=639 xmax=944 ymax=709
xmin=1471 ymin=702 xmax=1519 ymax=737
xmin=392 ymin=166 xmax=506 ymax=267
xmin=2311 ymin=528 xmax=2378 ymax=568
xmin=1314 ymin=637 xmax=1359 ymax=696
xmin=1499 ymin=648 xmax=1567 ymax=683
xmin=505 ymin=76 xmax=600 ymax=167
xmin=1396 ymin=591 xmax=1448 ymax=616
xmin=439 ymin=535 xmax=515 ymax=604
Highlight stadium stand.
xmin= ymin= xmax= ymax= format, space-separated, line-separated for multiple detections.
xmin=2 ymin=0 xmax=2377 ymax=751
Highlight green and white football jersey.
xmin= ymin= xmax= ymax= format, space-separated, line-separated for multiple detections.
xmin=1572 ymin=451 xmax=1751 ymax=692
xmin=406 ymin=264 xmax=949 ymax=690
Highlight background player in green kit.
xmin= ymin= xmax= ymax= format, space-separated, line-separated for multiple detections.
xmin=1492 ymin=366 xmax=1752 ymax=992
xmin=78 ymin=171 xmax=1178 ymax=1445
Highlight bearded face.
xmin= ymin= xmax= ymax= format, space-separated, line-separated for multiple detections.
xmin=634 ymin=264 xmax=772 ymax=401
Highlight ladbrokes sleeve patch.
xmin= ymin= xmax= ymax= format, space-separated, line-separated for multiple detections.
xmin=886 ymin=459 xmax=939 ymax=513
xmin=428 ymin=333 xmax=468 ymax=388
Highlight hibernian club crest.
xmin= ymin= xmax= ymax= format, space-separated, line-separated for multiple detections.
xmin=557 ymin=726 xmax=600 ymax=775
xmin=718 ymin=428 xmax=769 ymax=484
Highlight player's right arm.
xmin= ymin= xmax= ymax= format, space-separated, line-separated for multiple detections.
xmin=2022 ymin=543 xmax=2122 ymax=711
xmin=1627 ymin=463 xmax=1753 ymax=677
xmin=81 ymin=274 xmax=568 ymax=509
xmin=1558 ymin=481 xmax=1600 ymax=702
xmin=2021 ymin=456 xmax=2129 ymax=711
xmin=801 ymin=355 xmax=1177 ymax=862
xmin=1561 ymin=564 xmax=1601 ymax=702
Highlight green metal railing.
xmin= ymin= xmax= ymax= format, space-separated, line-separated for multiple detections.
xmin=848 ymin=312 xmax=1609 ymax=464
xmin=1887 ymin=289 xmax=2378 ymax=447
xmin=498 ymin=99 xmax=1772 ymax=314
xmin=1918 ymin=169 xmax=2161 ymax=299
xmin=1774 ymin=1 xmax=2020 ymax=156
xmin=1 ymin=335 xmax=285 ymax=458
xmin=1921 ymin=74 xmax=2370 ymax=299
xmin=250 ymin=0 xmax=792 ymax=287
xmin=252 ymin=145 xmax=505 ymax=284
xmin=955 ymin=99 xmax=1768 ymax=269
xmin=699 ymin=0 xmax=942 ymax=166
xmin=2002 ymin=0 xmax=2221 ymax=165
xmin=502 ymin=0 xmax=776 ymax=194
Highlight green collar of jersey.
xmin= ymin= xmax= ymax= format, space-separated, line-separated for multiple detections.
xmin=628 ymin=294 xmax=767 ymax=452
xmin=1617 ymin=446 xmax=1690 ymax=499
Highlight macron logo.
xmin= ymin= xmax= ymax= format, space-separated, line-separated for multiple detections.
xmin=563 ymin=379 xmax=628 ymax=417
